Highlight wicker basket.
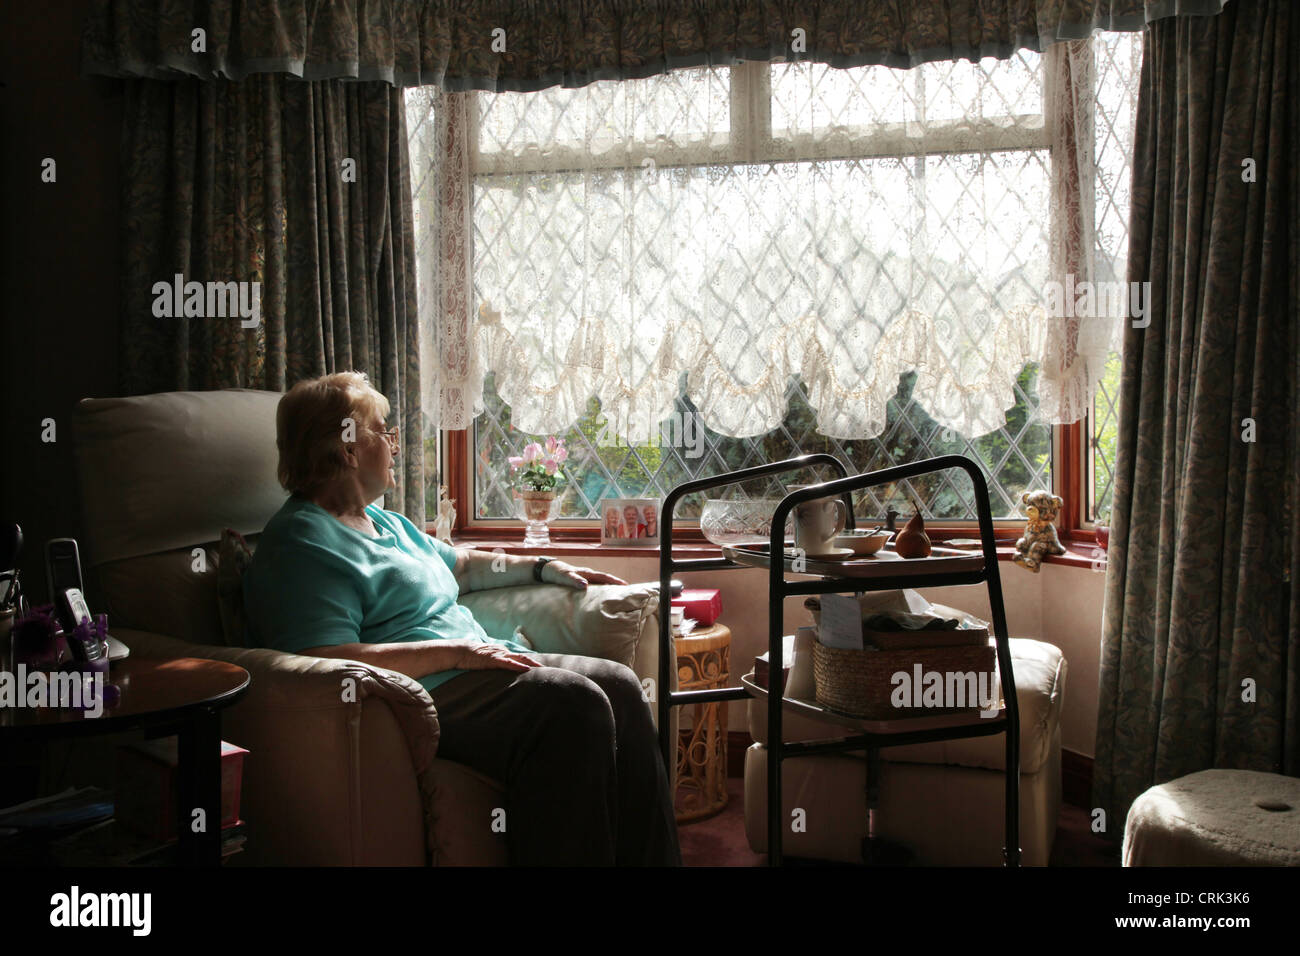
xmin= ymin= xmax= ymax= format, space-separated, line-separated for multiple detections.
xmin=811 ymin=640 xmax=996 ymax=720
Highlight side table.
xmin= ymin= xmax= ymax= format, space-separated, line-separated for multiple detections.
xmin=0 ymin=656 xmax=250 ymax=866
xmin=673 ymin=622 xmax=730 ymax=822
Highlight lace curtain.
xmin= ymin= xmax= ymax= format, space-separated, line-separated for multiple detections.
xmin=411 ymin=39 xmax=1138 ymax=442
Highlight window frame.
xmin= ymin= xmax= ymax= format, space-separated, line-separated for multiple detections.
xmin=431 ymin=59 xmax=1107 ymax=547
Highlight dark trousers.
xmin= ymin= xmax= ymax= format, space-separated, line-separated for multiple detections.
xmin=427 ymin=653 xmax=682 ymax=866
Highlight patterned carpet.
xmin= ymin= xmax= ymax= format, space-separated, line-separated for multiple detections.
xmin=678 ymin=777 xmax=1121 ymax=866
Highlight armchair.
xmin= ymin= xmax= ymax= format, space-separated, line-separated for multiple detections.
xmin=71 ymin=389 xmax=676 ymax=865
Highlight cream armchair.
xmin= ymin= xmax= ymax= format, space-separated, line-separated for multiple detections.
xmin=71 ymin=388 xmax=675 ymax=866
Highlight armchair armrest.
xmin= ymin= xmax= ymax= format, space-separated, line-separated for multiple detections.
xmin=109 ymin=627 xmax=439 ymax=865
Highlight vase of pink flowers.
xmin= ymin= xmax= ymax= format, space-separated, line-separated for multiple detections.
xmin=509 ymin=436 xmax=567 ymax=546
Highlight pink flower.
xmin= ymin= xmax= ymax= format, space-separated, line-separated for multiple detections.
xmin=542 ymin=458 xmax=557 ymax=474
xmin=553 ymin=444 xmax=568 ymax=464
xmin=545 ymin=436 xmax=559 ymax=456
xmin=507 ymin=455 xmax=525 ymax=470
xmin=522 ymin=442 xmax=544 ymax=463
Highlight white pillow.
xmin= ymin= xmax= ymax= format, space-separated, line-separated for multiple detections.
xmin=457 ymin=583 xmax=659 ymax=668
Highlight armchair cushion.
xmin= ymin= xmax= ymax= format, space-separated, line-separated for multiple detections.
xmin=93 ymin=534 xmax=256 ymax=649
xmin=218 ymin=529 xmax=255 ymax=647
xmin=71 ymin=389 xmax=287 ymax=567
xmin=95 ymin=549 xmax=226 ymax=646
xmin=457 ymin=582 xmax=659 ymax=669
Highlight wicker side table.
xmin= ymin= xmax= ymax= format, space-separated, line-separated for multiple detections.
xmin=673 ymin=622 xmax=731 ymax=823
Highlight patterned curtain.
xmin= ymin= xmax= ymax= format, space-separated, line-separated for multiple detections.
xmin=1093 ymin=0 xmax=1299 ymax=831
xmin=83 ymin=0 xmax=1225 ymax=88
xmin=119 ymin=75 xmax=426 ymax=524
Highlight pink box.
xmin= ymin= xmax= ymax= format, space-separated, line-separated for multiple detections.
xmin=115 ymin=739 xmax=248 ymax=841
xmin=670 ymin=588 xmax=722 ymax=626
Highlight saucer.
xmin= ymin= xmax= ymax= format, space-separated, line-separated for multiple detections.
xmin=787 ymin=546 xmax=855 ymax=561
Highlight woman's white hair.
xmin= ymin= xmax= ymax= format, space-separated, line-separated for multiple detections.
xmin=275 ymin=371 xmax=390 ymax=496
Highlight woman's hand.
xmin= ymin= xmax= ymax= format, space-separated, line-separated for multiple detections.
xmin=456 ymin=640 xmax=542 ymax=672
xmin=540 ymin=560 xmax=628 ymax=589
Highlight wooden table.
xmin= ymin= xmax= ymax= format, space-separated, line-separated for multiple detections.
xmin=673 ymin=622 xmax=731 ymax=822
xmin=0 ymin=657 xmax=250 ymax=866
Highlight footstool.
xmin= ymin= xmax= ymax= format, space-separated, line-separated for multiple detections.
xmin=744 ymin=637 xmax=1067 ymax=865
xmin=1124 ymin=769 xmax=1300 ymax=866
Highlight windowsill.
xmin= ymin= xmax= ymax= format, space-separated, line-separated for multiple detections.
xmin=1049 ymin=536 xmax=1111 ymax=570
xmin=441 ymin=529 xmax=1109 ymax=570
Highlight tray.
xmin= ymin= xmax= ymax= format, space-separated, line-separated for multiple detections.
xmin=722 ymin=542 xmax=985 ymax=579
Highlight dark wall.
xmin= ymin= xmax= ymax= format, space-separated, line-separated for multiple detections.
xmin=2 ymin=1 xmax=121 ymax=603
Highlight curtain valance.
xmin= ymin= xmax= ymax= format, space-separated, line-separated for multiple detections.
xmin=83 ymin=0 xmax=1227 ymax=90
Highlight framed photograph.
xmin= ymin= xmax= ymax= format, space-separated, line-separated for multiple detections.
xmin=600 ymin=498 xmax=660 ymax=546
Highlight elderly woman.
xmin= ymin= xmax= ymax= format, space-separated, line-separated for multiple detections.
xmin=623 ymin=504 xmax=644 ymax=539
xmin=242 ymin=372 xmax=681 ymax=866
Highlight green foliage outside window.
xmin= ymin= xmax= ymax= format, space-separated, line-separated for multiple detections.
xmin=471 ymin=363 xmax=1051 ymax=523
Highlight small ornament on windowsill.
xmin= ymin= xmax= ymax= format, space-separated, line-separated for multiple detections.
xmin=434 ymin=485 xmax=456 ymax=545
xmin=1013 ymin=490 xmax=1067 ymax=572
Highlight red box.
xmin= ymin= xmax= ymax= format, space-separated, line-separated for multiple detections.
xmin=114 ymin=739 xmax=248 ymax=841
xmin=670 ymin=588 xmax=722 ymax=626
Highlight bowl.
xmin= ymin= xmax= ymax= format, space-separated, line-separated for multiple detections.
xmin=699 ymin=499 xmax=793 ymax=547
xmin=834 ymin=529 xmax=891 ymax=556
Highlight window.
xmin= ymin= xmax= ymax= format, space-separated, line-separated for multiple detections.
xmin=1087 ymin=32 xmax=1142 ymax=525
xmin=1089 ymin=350 xmax=1123 ymax=522
xmin=409 ymin=33 xmax=1141 ymax=533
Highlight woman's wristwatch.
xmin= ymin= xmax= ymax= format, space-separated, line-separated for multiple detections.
xmin=532 ymin=556 xmax=555 ymax=583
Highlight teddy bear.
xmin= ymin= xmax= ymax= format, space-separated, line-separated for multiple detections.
xmin=1013 ymin=490 xmax=1067 ymax=572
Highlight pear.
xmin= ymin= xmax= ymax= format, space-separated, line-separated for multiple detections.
xmin=894 ymin=504 xmax=931 ymax=558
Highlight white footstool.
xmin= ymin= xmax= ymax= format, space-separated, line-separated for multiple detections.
xmin=1124 ymin=769 xmax=1300 ymax=866
xmin=744 ymin=637 xmax=1066 ymax=865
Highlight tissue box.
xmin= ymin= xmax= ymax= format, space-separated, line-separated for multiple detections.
xmin=671 ymin=588 xmax=722 ymax=626
xmin=115 ymin=739 xmax=247 ymax=841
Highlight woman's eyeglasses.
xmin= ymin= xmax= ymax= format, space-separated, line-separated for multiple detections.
xmin=371 ymin=425 xmax=400 ymax=449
